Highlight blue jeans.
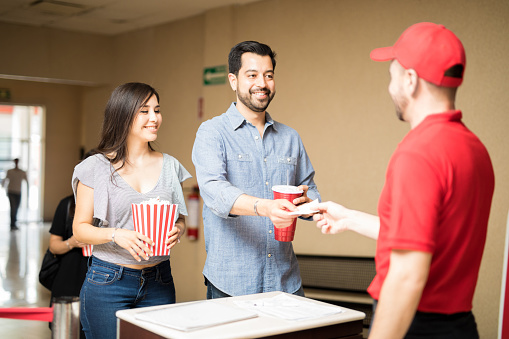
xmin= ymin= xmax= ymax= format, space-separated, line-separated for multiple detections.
xmin=80 ymin=256 xmax=175 ymax=339
xmin=205 ymin=277 xmax=305 ymax=299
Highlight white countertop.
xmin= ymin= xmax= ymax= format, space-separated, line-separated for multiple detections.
xmin=116 ymin=291 xmax=365 ymax=339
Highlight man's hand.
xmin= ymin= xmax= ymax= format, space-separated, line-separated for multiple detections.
xmin=312 ymin=201 xmax=380 ymax=240
xmin=292 ymin=185 xmax=312 ymax=205
xmin=312 ymin=201 xmax=353 ymax=234
xmin=258 ymin=199 xmax=298 ymax=228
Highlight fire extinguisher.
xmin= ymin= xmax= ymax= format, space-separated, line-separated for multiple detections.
xmin=187 ymin=185 xmax=200 ymax=240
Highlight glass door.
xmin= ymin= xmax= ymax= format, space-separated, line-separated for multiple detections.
xmin=0 ymin=104 xmax=44 ymax=223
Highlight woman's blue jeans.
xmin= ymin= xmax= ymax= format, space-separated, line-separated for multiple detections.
xmin=80 ymin=256 xmax=175 ymax=339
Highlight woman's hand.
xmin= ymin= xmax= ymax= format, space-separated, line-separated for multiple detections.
xmin=68 ymin=236 xmax=88 ymax=249
xmin=113 ymin=228 xmax=154 ymax=261
xmin=166 ymin=217 xmax=185 ymax=249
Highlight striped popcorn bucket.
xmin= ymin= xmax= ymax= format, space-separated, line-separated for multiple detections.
xmin=131 ymin=202 xmax=178 ymax=256
xmin=82 ymin=244 xmax=93 ymax=256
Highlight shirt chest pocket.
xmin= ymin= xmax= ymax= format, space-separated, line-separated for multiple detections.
xmin=277 ymin=156 xmax=298 ymax=186
xmin=226 ymin=153 xmax=255 ymax=188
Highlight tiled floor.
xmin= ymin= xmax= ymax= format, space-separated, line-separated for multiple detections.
xmin=0 ymin=212 xmax=52 ymax=339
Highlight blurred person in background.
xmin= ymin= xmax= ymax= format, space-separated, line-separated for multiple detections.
xmin=2 ymin=158 xmax=28 ymax=230
xmin=48 ymin=194 xmax=88 ymax=338
xmin=48 ymin=150 xmax=96 ymax=338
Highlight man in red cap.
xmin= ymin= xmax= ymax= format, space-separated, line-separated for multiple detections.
xmin=311 ymin=22 xmax=495 ymax=338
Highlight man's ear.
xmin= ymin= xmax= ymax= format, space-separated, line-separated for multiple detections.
xmin=405 ymin=69 xmax=419 ymax=96
xmin=228 ymin=73 xmax=237 ymax=91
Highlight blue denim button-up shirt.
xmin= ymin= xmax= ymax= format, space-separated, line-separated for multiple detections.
xmin=192 ymin=103 xmax=320 ymax=296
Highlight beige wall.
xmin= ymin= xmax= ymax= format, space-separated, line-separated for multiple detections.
xmin=0 ymin=24 xmax=113 ymax=84
xmin=1 ymin=0 xmax=508 ymax=337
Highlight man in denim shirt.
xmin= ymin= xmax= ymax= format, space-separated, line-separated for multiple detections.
xmin=192 ymin=41 xmax=320 ymax=298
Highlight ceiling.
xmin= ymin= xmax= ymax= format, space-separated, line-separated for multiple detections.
xmin=0 ymin=0 xmax=261 ymax=36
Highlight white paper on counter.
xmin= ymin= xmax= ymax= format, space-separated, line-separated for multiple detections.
xmin=233 ymin=293 xmax=343 ymax=321
xmin=135 ymin=301 xmax=258 ymax=332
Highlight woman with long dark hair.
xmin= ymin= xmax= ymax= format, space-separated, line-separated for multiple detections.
xmin=72 ymin=82 xmax=191 ymax=339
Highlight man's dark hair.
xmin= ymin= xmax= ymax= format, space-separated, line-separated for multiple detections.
xmin=228 ymin=41 xmax=277 ymax=76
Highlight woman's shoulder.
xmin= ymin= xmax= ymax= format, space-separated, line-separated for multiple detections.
xmin=76 ymin=153 xmax=109 ymax=168
xmin=161 ymin=153 xmax=192 ymax=182
xmin=73 ymin=154 xmax=111 ymax=186
xmin=161 ymin=153 xmax=179 ymax=172
xmin=162 ymin=152 xmax=181 ymax=165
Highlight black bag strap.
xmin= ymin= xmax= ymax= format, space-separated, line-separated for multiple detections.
xmin=66 ymin=198 xmax=71 ymax=219
xmin=65 ymin=197 xmax=74 ymax=240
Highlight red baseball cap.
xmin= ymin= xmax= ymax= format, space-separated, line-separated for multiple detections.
xmin=370 ymin=22 xmax=466 ymax=87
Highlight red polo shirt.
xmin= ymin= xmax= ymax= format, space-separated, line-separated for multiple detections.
xmin=368 ymin=111 xmax=494 ymax=314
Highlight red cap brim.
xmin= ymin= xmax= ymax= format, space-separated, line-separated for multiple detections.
xmin=370 ymin=46 xmax=395 ymax=62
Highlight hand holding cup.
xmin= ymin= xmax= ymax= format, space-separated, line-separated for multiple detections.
xmin=272 ymin=185 xmax=303 ymax=242
xmin=264 ymin=199 xmax=299 ymax=228
xmin=291 ymin=185 xmax=312 ymax=205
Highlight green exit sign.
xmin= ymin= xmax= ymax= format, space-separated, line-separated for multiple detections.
xmin=203 ymin=65 xmax=227 ymax=86
xmin=0 ymin=88 xmax=11 ymax=100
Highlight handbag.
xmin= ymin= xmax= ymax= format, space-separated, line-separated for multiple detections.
xmin=39 ymin=197 xmax=73 ymax=290
xmin=39 ymin=249 xmax=60 ymax=290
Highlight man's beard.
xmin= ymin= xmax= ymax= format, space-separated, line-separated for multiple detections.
xmin=392 ymin=90 xmax=408 ymax=122
xmin=237 ymin=87 xmax=275 ymax=113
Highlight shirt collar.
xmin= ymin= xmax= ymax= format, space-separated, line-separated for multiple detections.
xmin=226 ymin=102 xmax=276 ymax=131
xmin=418 ymin=110 xmax=462 ymax=127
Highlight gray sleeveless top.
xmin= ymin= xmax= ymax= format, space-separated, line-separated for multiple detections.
xmin=72 ymin=153 xmax=191 ymax=265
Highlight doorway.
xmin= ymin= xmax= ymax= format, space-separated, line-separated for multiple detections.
xmin=0 ymin=104 xmax=44 ymax=223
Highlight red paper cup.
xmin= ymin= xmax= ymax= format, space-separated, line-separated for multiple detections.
xmin=272 ymin=185 xmax=303 ymax=242
xmin=82 ymin=244 xmax=93 ymax=256
xmin=131 ymin=201 xmax=178 ymax=256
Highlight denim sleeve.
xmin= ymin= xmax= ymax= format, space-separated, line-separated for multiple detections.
xmin=192 ymin=123 xmax=244 ymax=219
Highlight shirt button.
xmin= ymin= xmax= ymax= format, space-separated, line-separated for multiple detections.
xmin=269 ymin=230 xmax=273 ymax=234
xmin=265 ymin=182 xmax=269 ymax=185
xmin=268 ymin=254 xmax=272 ymax=258
xmin=264 ymin=158 xmax=267 ymax=162
xmin=287 ymin=158 xmax=291 ymax=162
xmin=255 ymin=136 xmax=259 ymax=140
xmin=238 ymin=155 xmax=242 ymax=159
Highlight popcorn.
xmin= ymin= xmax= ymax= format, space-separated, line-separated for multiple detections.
xmin=144 ymin=197 xmax=171 ymax=205
xmin=82 ymin=244 xmax=93 ymax=256
xmin=131 ymin=198 xmax=178 ymax=256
